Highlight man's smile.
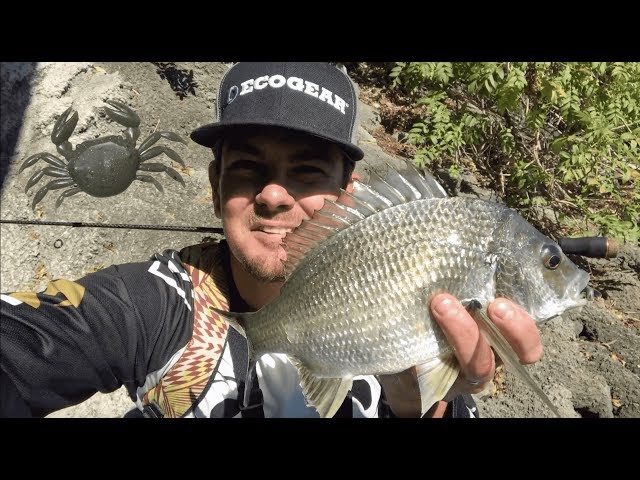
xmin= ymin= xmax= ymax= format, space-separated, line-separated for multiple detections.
xmin=252 ymin=223 xmax=298 ymax=242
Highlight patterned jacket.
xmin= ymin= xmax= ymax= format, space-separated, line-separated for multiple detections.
xmin=1 ymin=241 xmax=391 ymax=418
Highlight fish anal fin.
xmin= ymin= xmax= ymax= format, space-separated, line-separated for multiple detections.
xmin=289 ymin=356 xmax=352 ymax=418
xmin=322 ymin=199 xmax=365 ymax=222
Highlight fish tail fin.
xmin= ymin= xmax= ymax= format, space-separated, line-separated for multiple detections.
xmin=289 ymin=356 xmax=353 ymax=418
xmin=414 ymin=355 xmax=461 ymax=416
xmin=465 ymin=300 xmax=562 ymax=418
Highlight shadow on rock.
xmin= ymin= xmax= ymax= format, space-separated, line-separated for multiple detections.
xmin=1 ymin=62 xmax=37 ymax=193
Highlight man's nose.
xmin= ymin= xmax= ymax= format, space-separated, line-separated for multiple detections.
xmin=255 ymin=181 xmax=295 ymax=211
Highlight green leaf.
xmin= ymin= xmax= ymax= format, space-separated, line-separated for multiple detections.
xmin=551 ymin=137 xmax=567 ymax=154
xmin=372 ymin=61 xmax=639 ymax=242
xmin=489 ymin=73 xmax=498 ymax=89
xmin=620 ymin=132 xmax=635 ymax=141
xmin=586 ymin=177 xmax=599 ymax=186
xmin=599 ymin=62 xmax=607 ymax=75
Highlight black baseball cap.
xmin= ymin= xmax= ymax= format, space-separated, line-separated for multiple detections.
xmin=190 ymin=62 xmax=364 ymax=161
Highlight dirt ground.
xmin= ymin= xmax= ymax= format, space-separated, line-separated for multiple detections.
xmin=1 ymin=62 xmax=638 ymax=418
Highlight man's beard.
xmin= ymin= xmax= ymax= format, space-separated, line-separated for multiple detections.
xmin=235 ymin=247 xmax=286 ymax=284
xmin=237 ymin=208 xmax=300 ymax=283
xmin=227 ymin=206 xmax=304 ymax=283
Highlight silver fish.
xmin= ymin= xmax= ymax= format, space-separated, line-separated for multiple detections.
xmin=217 ymin=161 xmax=590 ymax=417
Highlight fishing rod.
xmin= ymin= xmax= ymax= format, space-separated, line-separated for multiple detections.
xmin=0 ymin=218 xmax=224 ymax=235
xmin=558 ymin=236 xmax=619 ymax=259
xmin=0 ymin=219 xmax=619 ymax=258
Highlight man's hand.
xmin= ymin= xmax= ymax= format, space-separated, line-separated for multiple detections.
xmin=431 ymin=293 xmax=542 ymax=400
xmin=378 ymin=293 xmax=542 ymax=417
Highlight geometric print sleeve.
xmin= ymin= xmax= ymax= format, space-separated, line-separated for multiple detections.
xmin=0 ymin=247 xmax=197 ymax=417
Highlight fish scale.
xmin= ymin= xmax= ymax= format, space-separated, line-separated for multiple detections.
xmin=216 ymin=162 xmax=590 ymax=417
xmin=247 ymin=199 xmax=509 ymax=372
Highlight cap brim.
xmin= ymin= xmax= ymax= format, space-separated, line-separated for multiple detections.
xmin=190 ymin=121 xmax=365 ymax=161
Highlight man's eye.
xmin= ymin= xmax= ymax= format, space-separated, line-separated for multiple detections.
xmin=294 ymin=165 xmax=325 ymax=176
xmin=229 ymin=160 xmax=260 ymax=172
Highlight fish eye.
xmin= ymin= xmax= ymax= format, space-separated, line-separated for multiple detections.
xmin=542 ymin=245 xmax=563 ymax=270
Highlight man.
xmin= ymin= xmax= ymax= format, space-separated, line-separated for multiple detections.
xmin=0 ymin=62 xmax=542 ymax=418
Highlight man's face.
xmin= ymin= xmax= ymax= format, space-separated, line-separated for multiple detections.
xmin=210 ymin=127 xmax=354 ymax=283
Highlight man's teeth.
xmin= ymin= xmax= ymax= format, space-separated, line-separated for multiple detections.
xmin=261 ymin=227 xmax=292 ymax=234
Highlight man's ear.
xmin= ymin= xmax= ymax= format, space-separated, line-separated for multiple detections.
xmin=208 ymin=161 xmax=222 ymax=218
xmin=345 ymin=171 xmax=363 ymax=194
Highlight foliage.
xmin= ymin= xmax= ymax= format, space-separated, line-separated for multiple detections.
xmin=386 ymin=62 xmax=640 ymax=243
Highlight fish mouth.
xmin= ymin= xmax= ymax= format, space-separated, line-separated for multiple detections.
xmin=536 ymin=272 xmax=591 ymax=322
xmin=580 ymin=285 xmax=602 ymax=301
xmin=565 ymin=270 xmax=591 ymax=303
xmin=544 ymin=292 xmax=593 ymax=322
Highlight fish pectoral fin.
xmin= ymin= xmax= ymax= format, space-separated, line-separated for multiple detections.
xmin=465 ymin=300 xmax=562 ymax=418
xmin=289 ymin=357 xmax=352 ymax=418
xmin=415 ymin=355 xmax=460 ymax=417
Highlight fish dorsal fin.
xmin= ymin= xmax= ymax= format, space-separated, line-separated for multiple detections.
xmin=363 ymin=159 xmax=448 ymax=200
xmin=282 ymin=160 xmax=447 ymax=278
xmin=351 ymin=180 xmax=395 ymax=210
xmin=381 ymin=162 xmax=423 ymax=201
xmin=367 ymin=170 xmax=407 ymax=205
xmin=393 ymin=161 xmax=448 ymax=199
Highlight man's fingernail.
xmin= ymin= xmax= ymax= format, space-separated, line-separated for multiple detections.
xmin=432 ymin=296 xmax=456 ymax=316
xmin=492 ymin=301 xmax=514 ymax=321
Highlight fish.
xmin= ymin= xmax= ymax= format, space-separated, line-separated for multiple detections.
xmin=215 ymin=161 xmax=591 ymax=418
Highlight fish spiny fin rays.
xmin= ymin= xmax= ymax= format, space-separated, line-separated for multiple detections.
xmin=366 ymin=159 xmax=448 ymax=200
xmin=406 ymin=164 xmax=448 ymax=199
xmin=351 ymin=180 xmax=395 ymax=210
xmin=282 ymin=217 xmax=342 ymax=278
xmin=414 ymin=354 xmax=460 ymax=416
xmin=381 ymin=163 xmax=423 ymax=201
xmin=282 ymin=160 xmax=447 ymax=277
xmin=465 ymin=300 xmax=562 ymax=418
xmin=367 ymin=170 xmax=407 ymax=205
xmin=283 ymin=199 xmax=366 ymax=277
xmin=289 ymin=356 xmax=353 ymax=418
